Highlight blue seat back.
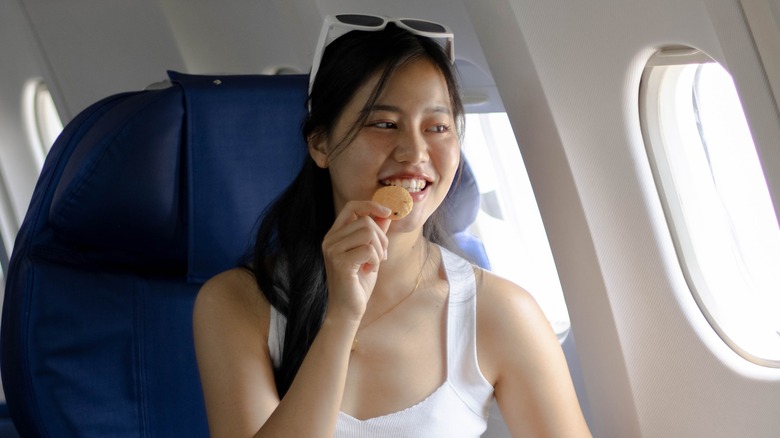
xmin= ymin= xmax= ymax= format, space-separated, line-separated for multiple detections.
xmin=0 ymin=71 xmax=487 ymax=437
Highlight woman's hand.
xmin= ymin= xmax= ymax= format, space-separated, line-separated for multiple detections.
xmin=321 ymin=200 xmax=392 ymax=323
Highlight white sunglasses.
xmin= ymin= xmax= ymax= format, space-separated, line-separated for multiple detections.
xmin=308 ymin=14 xmax=455 ymax=97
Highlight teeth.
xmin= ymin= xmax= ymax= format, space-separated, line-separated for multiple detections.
xmin=382 ymin=179 xmax=427 ymax=193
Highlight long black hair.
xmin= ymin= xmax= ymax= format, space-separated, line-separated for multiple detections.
xmin=252 ymin=23 xmax=465 ymax=397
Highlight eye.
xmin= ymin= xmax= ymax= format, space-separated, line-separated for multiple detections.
xmin=426 ymin=124 xmax=451 ymax=133
xmin=368 ymin=121 xmax=397 ymax=129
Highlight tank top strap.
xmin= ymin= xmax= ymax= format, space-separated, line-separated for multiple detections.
xmin=440 ymin=246 xmax=494 ymax=419
xmin=268 ymin=303 xmax=285 ymax=369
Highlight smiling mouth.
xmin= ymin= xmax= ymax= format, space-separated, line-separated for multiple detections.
xmin=381 ymin=178 xmax=429 ymax=193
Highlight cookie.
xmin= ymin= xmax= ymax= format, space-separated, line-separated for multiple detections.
xmin=372 ymin=185 xmax=413 ymax=220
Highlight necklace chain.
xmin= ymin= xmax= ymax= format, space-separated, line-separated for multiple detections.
xmin=351 ymin=242 xmax=429 ymax=352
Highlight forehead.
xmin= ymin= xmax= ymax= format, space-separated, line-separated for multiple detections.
xmin=349 ymin=58 xmax=453 ymax=116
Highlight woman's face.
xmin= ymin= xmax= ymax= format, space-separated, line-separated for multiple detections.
xmin=309 ymin=58 xmax=460 ymax=234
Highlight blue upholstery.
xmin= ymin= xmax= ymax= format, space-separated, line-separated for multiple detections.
xmin=0 ymin=71 xmax=487 ymax=437
xmin=0 ymin=403 xmax=19 ymax=438
xmin=443 ymin=160 xmax=491 ymax=270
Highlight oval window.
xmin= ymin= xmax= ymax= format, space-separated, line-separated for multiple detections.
xmin=641 ymin=48 xmax=780 ymax=366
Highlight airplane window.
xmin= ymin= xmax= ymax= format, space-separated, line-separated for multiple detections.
xmin=641 ymin=49 xmax=780 ymax=366
xmin=463 ymin=113 xmax=571 ymax=339
xmin=23 ymin=79 xmax=63 ymax=168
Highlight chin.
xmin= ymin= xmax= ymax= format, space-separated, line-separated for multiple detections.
xmin=387 ymin=214 xmax=426 ymax=235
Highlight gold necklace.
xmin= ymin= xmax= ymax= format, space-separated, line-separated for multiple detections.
xmin=351 ymin=242 xmax=429 ymax=352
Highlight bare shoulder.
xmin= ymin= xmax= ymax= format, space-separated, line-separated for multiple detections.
xmin=474 ymin=268 xmax=558 ymax=383
xmin=194 ymin=268 xmax=283 ymax=435
xmin=194 ymin=267 xmax=271 ymax=341
xmin=195 ymin=268 xmax=268 ymax=317
xmin=475 ymin=268 xmax=543 ymax=312
xmin=474 ymin=267 xmax=592 ymax=436
xmin=474 ymin=268 xmax=551 ymax=341
xmin=198 ymin=266 xmax=263 ymax=302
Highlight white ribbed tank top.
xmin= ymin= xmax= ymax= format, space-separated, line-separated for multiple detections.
xmin=268 ymin=246 xmax=495 ymax=437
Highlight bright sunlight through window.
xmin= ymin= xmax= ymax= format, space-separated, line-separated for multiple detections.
xmin=463 ymin=113 xmax=571 ymax=340
xmin=641 ymin=49 xmax=780 ymax=367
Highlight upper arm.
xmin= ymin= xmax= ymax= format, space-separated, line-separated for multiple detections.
xmin=193 ymin=268 xmax=281 ymax=437
xmin=476 ymin=270 xmax=591 ymax=437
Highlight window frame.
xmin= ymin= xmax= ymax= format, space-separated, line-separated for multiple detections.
xmin=639 ymin=48 xmax=780 ymax=368
xmin=22 ymin=78 xmax=63 ymax=169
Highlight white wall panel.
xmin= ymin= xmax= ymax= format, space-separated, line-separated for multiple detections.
xmin=467 ymin=0 xmax=780 ymax=436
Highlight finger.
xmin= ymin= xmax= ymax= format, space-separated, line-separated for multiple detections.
xmin=326 ymin=212 xmax=388 ymax=259
xmin=323 ymin=220 xmax=387 ymax=267
xmin=369 ymin=201 xmax=393 ymax=220
xmin=324 ymin=244 xmax=384 ymax=295
xmin=373 ymin=216 xmax=392 ymax=235
xmin=332 ymin=200 xmax=392 ymax=229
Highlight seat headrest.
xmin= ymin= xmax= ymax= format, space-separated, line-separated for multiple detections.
xmin=45 ymin=72 xmax=309 ymax=280
xmin=47 ymin=87 xmax=187 ymax=271
xmin=443 ymin=159 xmax=481 ymax=233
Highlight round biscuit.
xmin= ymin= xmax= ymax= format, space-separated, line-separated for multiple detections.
xmin=372 ymin=186 xmax=413 ymax=220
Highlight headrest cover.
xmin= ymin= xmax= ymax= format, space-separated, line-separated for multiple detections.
xmin=45 ymin=72 xmax=310 ymax=278
xmin=48 ymin=88 xmax=187 ymax=270
xmin=443 ymin=159 xmax=481 ymax=233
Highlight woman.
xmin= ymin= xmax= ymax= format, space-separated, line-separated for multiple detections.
xmin=193 ymin=14 xmax=591 ymax=437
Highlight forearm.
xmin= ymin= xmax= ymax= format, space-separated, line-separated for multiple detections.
xmin=254 ymin=314 xmax=358 ymax=438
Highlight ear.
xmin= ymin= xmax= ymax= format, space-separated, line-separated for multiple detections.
xmin=307 ymin=132 xmax=330 ymax=169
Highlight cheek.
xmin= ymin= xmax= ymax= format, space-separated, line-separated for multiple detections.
xmin=326 ymin=146 xmax=384 ymax=198
xmin=436 ymin=142 xmax=461 ymax=183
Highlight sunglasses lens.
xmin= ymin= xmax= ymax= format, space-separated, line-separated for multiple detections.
xmin=335 ymin=14 xmax=385 ymax=27
xmin=400 ymin=19 xmax=447 ymax=33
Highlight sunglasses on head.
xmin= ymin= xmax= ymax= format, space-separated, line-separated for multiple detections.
xmin=308 ymin=14 xmax=455 ymax=96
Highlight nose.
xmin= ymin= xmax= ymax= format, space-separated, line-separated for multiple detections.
xmin=393 ymin=128 xmax=429 ymax=164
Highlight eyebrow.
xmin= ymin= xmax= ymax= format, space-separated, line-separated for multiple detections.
xmin=368 ymin=103 xmax=452 ymax=115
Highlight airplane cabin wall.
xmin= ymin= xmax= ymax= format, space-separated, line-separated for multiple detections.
xmin=0 ymin=0 xmax=190 ymax=255
xmin=17 ymin=0 xmax=338 ymax=122
xmin=0 ymin=0 xmax=52 ymax=246
xmin=467 ymin=0 xmax=780 ymax=437
xmin=156 ymin=0 xmax=320 ymax=76
xmin=17 ymin=0 xmax=185 ymax=123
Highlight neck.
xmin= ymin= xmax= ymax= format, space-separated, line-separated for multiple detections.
xmin=386 ymin=229 xmax=426 ymax=262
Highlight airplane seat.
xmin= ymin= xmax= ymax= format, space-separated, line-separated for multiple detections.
xmin=0 ymin=403 xmax=19 ymax=438
xmin=442 ymin=159 xmax=491 ymax=270
xmin=0 ymin=71 xmax=487 ymax=437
